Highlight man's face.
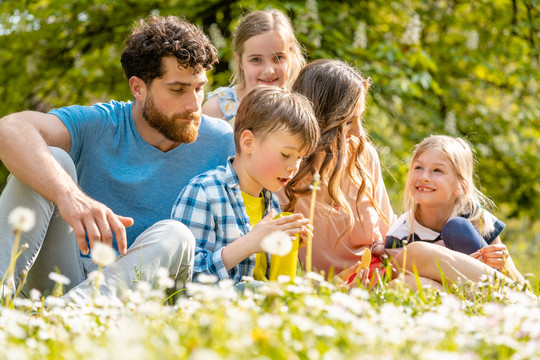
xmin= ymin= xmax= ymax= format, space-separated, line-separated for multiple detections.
xmin=142 ymin=56 xmax=207 ymax=144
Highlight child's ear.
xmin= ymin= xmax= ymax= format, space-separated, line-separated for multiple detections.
xmin=239 ymin=129 xmax=256 ymax=154
xmin=234 ymin=52 xmax=242 ymax=69
xmin=129 ymin=76 xmax=147 ymax=101
xmin=456 ymin=180 xmax=467 ymax=198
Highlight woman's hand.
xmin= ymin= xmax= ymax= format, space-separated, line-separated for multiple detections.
xmin=333 ymin=257 xmax=370 ymax=290
xmin=370 ymin=241 xmax=386 ymax=258
xmin=370 ymin=227 xmax=386 ymax=259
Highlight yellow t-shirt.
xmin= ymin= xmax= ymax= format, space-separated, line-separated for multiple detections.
xmin=241 ymin=191 xmax=268 ymax=281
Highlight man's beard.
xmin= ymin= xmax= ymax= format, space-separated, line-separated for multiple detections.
xmin=142 ymin=93 xmax=201 ymax=144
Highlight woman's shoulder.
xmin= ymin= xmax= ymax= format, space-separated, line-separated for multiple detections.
xmin=364 ymin=142 xmax=381 ymax=163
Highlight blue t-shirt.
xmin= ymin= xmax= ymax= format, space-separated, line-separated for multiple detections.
xmin=50 ymin=100 xmax=235 ymax=252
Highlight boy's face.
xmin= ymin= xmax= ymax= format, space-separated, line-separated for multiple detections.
xmin=243 ymin=130 xmax=305 ymax=196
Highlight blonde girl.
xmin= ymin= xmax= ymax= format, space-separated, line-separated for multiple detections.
xmin=279 ymin=59 xmax=395 ymax=282
xmin=386 ymin=135 xmax=525 ymax=285
xmin=202 ymin=9 xmax=305 ymax=124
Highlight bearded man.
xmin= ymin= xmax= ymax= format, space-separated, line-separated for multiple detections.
xmin=0 ymin=16 xmax=234 ymax=301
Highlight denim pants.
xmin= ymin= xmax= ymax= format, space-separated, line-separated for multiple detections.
xmin=0 ymin=147 xmax=194 ymax=302
xmin=441 ymin=216 xmax=489 ymax=255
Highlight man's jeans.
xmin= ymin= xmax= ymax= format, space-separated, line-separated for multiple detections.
xmin=0 ymin=147 xmax=194 ymax=302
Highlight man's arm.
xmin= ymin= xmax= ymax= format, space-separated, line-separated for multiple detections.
xmin=0 ymin=111 xmax=131 ymax=255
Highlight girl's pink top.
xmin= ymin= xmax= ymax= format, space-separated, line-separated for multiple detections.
xmin=278 ymin=144 xmax=395 ymax=276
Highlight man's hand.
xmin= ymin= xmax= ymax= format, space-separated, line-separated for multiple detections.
xmin=57 ymin=189 xmax=133 ymax=255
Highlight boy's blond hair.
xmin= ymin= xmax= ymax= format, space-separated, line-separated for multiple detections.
xmin=234 ymin=85 xmax=319 ymax=155
xmin=404 ymin=135 xmax=495 ymax=236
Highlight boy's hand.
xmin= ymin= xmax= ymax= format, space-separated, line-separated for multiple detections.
xmin=251 ymin=210 xmax=309 ymax=253
xmin=298 ymin=223 xmax=313 ymax=248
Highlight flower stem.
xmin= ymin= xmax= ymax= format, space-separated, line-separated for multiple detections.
xmin=305 ymin=173 xmax=320 ymax=273
xmin=2 ymin=229 xmax=22 ymax=306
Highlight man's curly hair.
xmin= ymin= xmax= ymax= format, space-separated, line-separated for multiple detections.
xmin=121 ymin=15 xmax=218 ymax=84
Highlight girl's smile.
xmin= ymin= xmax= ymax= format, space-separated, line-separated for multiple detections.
xmin=410 ymin=149 xmax=460 ymax=210
xmin=237 ymin=31 xmax=288 ymax=95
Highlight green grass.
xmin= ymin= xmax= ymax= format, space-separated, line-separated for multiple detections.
xmin=1 ymin=268 xmax=538 ymax=359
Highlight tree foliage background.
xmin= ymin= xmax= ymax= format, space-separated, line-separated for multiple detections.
xmin=1 ymin=0 xmax=539 ymax=277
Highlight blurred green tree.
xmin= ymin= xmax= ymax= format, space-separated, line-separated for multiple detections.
xmin=1 ymin=0 xmax=538 ymax=225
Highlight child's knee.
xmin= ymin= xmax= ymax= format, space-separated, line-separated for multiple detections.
xmin=442 ymin=217 xmax=475 ymax=236
xmin=441 ymin=217 xmax=487 ymax=254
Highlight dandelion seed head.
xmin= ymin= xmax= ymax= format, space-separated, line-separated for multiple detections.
xmin=8 ymin=206 xmax=36 ymax=232
xmin=261 ymin=231 xmax=292 ymax=256
xmin=90 ymin=242 xmax=116 ymax=266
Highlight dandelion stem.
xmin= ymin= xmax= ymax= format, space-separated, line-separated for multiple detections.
xmin=3 ymin=229 xmax=22 ymax=306
xmin=94 ymin=265 xmax=103 ymax=304
xmin=305 ymin=173 xmax=320 ymax=273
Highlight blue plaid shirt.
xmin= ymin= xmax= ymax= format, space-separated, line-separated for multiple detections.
xmin=171 ymin=157 xmax=281 ymax=283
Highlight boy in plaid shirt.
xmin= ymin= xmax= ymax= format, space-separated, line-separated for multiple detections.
xmin=171 ymin=86 xmax=320 ymax=284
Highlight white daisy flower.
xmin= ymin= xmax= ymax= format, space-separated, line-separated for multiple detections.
xmin=48 ymin=272 xmax=71 ymax=286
